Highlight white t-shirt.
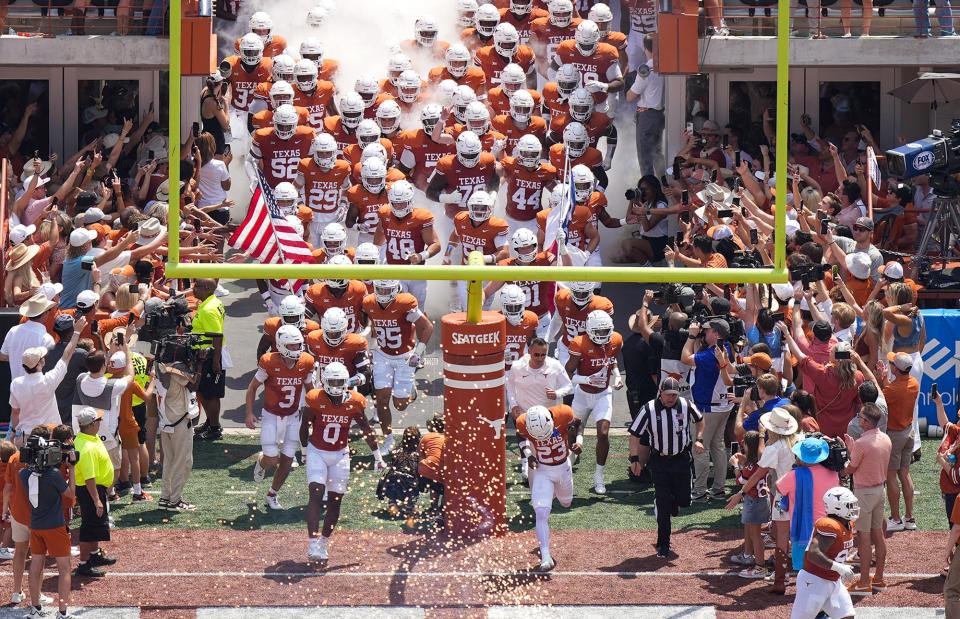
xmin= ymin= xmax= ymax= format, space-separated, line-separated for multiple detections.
xmin=758 ymin=438 xmax=798 ymax=485
xmin=1 ymin=321 xmax=56 ymax=381
xmin=643 ymin=199 xmax=670 ymax=238
xmin=86 ymin=248 xmax=132 ymax=286
xmin=196 ymin=160 xmax=230 ymax=207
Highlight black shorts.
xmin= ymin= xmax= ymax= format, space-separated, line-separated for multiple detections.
xmin=133 ymin=403 xmax=147 ymax=444
xmin=198 ymin=355 xmax=226 ymax=399
xmin=418 ymin=477 xmax=444 ymax=495
xmin=209 ymin=208 xmax=230 ymax=226
xmin=644 ymin=235 xmax=669 ymax=262
xmin=76 ymin=484 xmax=111 ymax=543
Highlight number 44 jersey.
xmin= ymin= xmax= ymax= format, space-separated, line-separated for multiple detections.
xmin=254 ymin=352 xmax=316 ymax=416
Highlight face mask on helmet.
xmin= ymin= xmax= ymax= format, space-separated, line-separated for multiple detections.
xmin=362 ymin=173 xmax=385 ymax=193
xmin=448 ymin=58 xmax=469 ymax=78
xmin=278 ymin=296 xmax=305 ymax=328
xmin=510 ymin=93 xmax=534 ymax=123
xmin=549 ymin=3 xmax=572 ymax=27
xmin=313 ymin=146 xmax=336 ymax=170
xmin=270 ymin=84 xmax=295 ymax=109
xmin=503 ymin=300 xmax=525 ymax=324
xmin=273 ymin=108 xmax=297 ymax=140
xmin=374 ymin=281 xmax=399 ymax=305
xmin=322 ymin=232 xmax=346 ymax=256
xmin=376 ymin=104 xmax=401 ymax=134
xmin=476 ymin=5 xmax=500 ymax=37
xmin=416 ymin=18 xmax=438 ymax=46
xmin=468 ymin=194 xmax=493 ymax=222
xmin=566 ymin=138 xmax=587 ymax=158
xmin=397 ymin=72 xmax=422 ymax=104
xmin=240 ymin=35 xmax=264 ymax=65
xmin=556 ymin=66 xmax=580 ymax=97
xmin=518 ymin=147 xmax=540 ymax=169
xmin=515 ymin=242 xmax=537 ymax=263
xmin=324 ymin=325 xmax=345 ymax=346
xmin=589 ymin=323 xmax=612 ymax=344
xmin=322 ymin=365 xmax=349 ymax=397
xmin=357 ymin=121 xmax=380 ymax=147
xmin=467 ymin=113 xmax=489 ymax=134
xmin=355 ymin=243 xmax=379 ymax=265
xmin=421 ymin=106 xmax=441 ymax=133
xmin=279 ymin=337 xmax=303 ymax=360
xmin=570 ymin=284 xmax=594 ymax=305
xmin=510 ymin=0 xmax=532 ymax=15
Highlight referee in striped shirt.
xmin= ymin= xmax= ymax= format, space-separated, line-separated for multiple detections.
xmin=628 ymin=377 xmax=705 ymax=558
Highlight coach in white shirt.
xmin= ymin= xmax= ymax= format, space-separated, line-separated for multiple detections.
xmin=0 ymin=293 xmax=57 ymax=382
xmin=9 ymin=317 xmax=86 ymax=439
xmin=626 ymin=34 xmax=665 ymax=179
xmin=506 ymin=337 xmax=574 ymax=416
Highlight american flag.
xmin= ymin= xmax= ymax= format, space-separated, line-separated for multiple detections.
xmin=228 ymin=168 xmax=314 ymax=293
xmin=543 ymin=154 xmax=575 ymax=253
xmin=866 ymin=146 xmax=881 ymax=191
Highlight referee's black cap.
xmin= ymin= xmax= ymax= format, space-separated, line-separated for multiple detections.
xmin=659 ymin=377 xmax=682 ymax=394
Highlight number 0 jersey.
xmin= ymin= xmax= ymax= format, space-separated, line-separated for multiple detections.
xmin=304 ymin=389 xmax=367 ymax=451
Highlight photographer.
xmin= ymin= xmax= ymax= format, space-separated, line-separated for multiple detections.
xmin=735 ymin=373 xmax=790 ymax=438
xmin=73 ymin=407 xmax=117 ymax=577
xmin=617 ymin=176 xmax=671 ymax=266
xmin=190 ymin=278 xmax=226 ymax=442
xmin=18 ymin=434 xmax=76 ymax=618
xmin=200 ymin=73 xmax=231 ymax=156
xmin=154 ymin=355 xmax=202 ymax=512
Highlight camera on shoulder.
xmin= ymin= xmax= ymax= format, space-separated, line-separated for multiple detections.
xmin=21 ymin=435 xmax=78 ymax=472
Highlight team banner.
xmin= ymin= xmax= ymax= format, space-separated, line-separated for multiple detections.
xmin=918 ymin=309 xmax=960 ymax=428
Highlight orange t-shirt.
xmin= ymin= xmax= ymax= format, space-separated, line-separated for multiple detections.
xmin=418 ymin=432 xmax=446 ymax=481
xmin=882 ymin=373 xmax=920 ymax=431
xmin=4 ymin=453 xmax=31 ymax=526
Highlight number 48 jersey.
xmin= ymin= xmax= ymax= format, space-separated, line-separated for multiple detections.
xmin=254 ymin=352 xmax=316 ymax=417
xmin=377 ymin=206 xmax=435 ymax=264
xmin=304 ymin=389 xmax=367 ymax=451
xmin=251 ymin=126 xmax=316 ymax=188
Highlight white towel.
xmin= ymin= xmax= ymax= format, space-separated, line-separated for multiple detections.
xmin=28 ymin=472 xmax=40 ymax=508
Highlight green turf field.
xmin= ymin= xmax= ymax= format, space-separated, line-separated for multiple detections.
xmin=106 ymin=436 xmax=950 ymax=533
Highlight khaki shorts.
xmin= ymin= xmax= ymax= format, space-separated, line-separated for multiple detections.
xmin=888 ymin=427 xmax=914 ymax=470
xmin=853 ymin=485 xmax=885 ymax=532
xmin=108 ymin=444 xmax=122 ymax=471
xmin=10 ymin=516 xmax=30 ymax=544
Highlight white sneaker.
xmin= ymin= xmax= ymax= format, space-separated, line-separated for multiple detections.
xmin=25 ymin=607 xmax=45 ymax=618
xmin=252 ymin=453 xmax=265 ymax=482
xmin=538 ymin=554 xmax=556 ymax=572
xmin=290 ymin=457 xmax=299 ymax=469
xmin=215 ymin=284 xmax=230 ymax=297
xmin=0 ymin=547 xmax=13 ymax=560
xmin=379 ymin=434 xmax=396 ymax=457
xmin=14 ymin=591 xmax=53 ymax=604
xmin=307 ymin=536 xmax=329 ymax=561
xmin=70 ymin=546 xmax=80 ymax=558
xmin=887 ymin=517 xmax=905 ymax=531
xmin=594 ymin=470 xmax=607 ymax=495
xmin=266 ymin=493 xmax=283 ymax=510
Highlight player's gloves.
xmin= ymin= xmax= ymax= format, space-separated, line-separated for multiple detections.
xmin=831 ymin=561 xmax=856 ymax=584
xmin=408 ymin=342 xmax=427 ymax=368
xmin=356 ymin=222 xmax=372 ymax=234
xmin=585 ymin=80 xmax=609 ymax=94
xmin=613 ymin=377 xmax=624 ymax=390
xmin=439 ymin=190 xmax=463 ymax=204
xmin=588 ymin=373 xmax=608 ymax=388
xmin=347 ymin=374 xmax=365 ymax=388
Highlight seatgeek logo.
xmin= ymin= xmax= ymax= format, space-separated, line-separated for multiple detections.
xmin=451 ymin=331 xmax=501 ymax=345
xmin=921 ymin=338 xmax=960 ymax=406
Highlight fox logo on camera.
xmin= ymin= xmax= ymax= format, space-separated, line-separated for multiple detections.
xmin=886 ymin=137 xmax=949 ymax=179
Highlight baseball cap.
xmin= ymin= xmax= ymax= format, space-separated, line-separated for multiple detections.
xmin=659 ymin=377 xmax=682 ymax=395
xmin=707 ymin=318 xmax=730 ymax=339
xmin=38 ymin=282 xmax=63 ymax=300
xmin=854 ymin=216 xmax=874 ymax=231
xmin=21 ymin=347 xmax=47 ymax=370
xmin=881 ymin=261 xmax=904 ymax=281
xmin=69 ymin=228 xmax=98 ymax=247
xmin=54 ymin=313 xmax=76 ymax=332
xmin=76 ymin=191 xmax=100 ymax=211
xmin=9 ymin=224 xmax=36 ymax=245
xmin=76 ymin=289 xmax=100 ymax=310
xmin=742 ymin=352 xmax=773 ymax=371
xmin=845 ymin=252 xmax=872 ymax=280
xmin=785 ymin=219 xmax=800 ymax=240
xmin=82 ymin=207 xmax=106 ymax=225
xmin=812 ymin=320 xmax=833 ymax=343
xmin=677 ymin=286 xmax=696 ymax=310
xmin=102 ymin=132 xmax=130 ymax=149
xmin=771 ymin=283 xmax=794 ymax=302
xmin=75 ymin=407 xmax=104 ymax=427
xmin=109 ymin=351 xmax=127 ymax=370
xmin=887 ymin=351 xmax=913 ymax=371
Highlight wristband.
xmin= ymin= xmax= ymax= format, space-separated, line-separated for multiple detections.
xmin=418 ymin=250 xmax=430 ymax=262
xmin=484 ymin=254 xmax=494 ymax=265
xmin=575 ymin=435 xmax=584 ymax=447
xmin=414 ymin=342 xmax=426 ymax=357
xmin=521 ymin=446 xmax=532 ymax=459
xmin=628 ymin=455 xmax=640 ymax=463
xmin=618 ymin=217 xmax=626 ymax=227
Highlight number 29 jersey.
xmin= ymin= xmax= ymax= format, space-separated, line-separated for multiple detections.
xmin=304 ymin=389 xmax=367 ymax=451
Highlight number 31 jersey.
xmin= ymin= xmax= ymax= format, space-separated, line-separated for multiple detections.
xmin=254 ymin=352 xmax=316 ymax=417
xmin=304 ymin=389 xmax=367 ymax=451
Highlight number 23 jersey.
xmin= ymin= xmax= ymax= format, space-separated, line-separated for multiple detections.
xmin=304 ymin=389 xmax=367 ymax=451
xmin=517 ymin=404 xmax=575 ymax=465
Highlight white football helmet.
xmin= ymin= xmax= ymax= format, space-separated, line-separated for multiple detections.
xmin=509 ymin=90 xmax=535 ymax=123
xmin=375 ymin=99 xmax=402 ymax=135
xmin=457 ymin=0 xmax=480 ymax=28
xmin=568 ymin=87 xmax=594 ymax=122
xmin=387 ymin=53 xmax=413 ymax=87
xmin=299 ymin=37 xmax=324 ymax=65
xmin=572 ymin=164 xmax=595 ymax=203
xmin=510 ymin=0 xmax=533 ymax=16
xmin=823 ymin=486 xmax=860 ymax=521
xmin=475 ymin=3 xmax=501 ymax=37
xmin=464 ymin=101 xmax=491 ymax=135
xmin=468 ymin=190 xmax=494 ymax=223
xmin=500 ymin=283 xmax=527 ymax=325
xmin=306 ymin=5 xmax=328 ymax=28
xmin=494 ymin=23 xmax=520 ymax=58
xmin=276 ymin=324 xmax=305 ymax=360
xmin=278 ymin=295 xmax=306 ymax=328
xmin=445 ymin=43 xmax=472 ymax=78
xmin=437 ymin=79 xmax=460 ymax=107
xmin=524 ymin=405 xmax=555 ymax=441
xmin=500 ymin=63 xmax=526 ymax=95
xmin=569 ymin=280 xmax=595 ymax=306
xmin=361 ymin=142 xmax=388 ymax=166
xmin=239 ymin=33 xmax=264 ymax=65
xmin=284 ymin=214 xmax=305 ymax=238
xmin=361 ymin=158 xmax=387 ymax=193
xmin=388 ymin=180 xmax=415 ymax=218
xmin=421 ymin=103 xmax=442 ymax=133
xmin=555 ymin=63 xmax=581 ymax=98
xmin=563 ymin=121 xmax=589 ymax=158
xmin=339 ymin=91 xmax=364 ymax=129
xmin=356 ymin=242 xmax=380 ymax=265
xmin=588 ymin=2 xmax=614 ymax=33
xmin=586 ymin=309 xmax=614 ymax=345
xmin=397 ymin=70 xmax=422 ymax=104
xmin=452 ymin=85 xmax=478 ymax=122
xmin=549 ymin=0 xmax=574 ymax=27
xmin=325 ymin=254 xmax=352 ymax=288
xmin=274 ymin=182 xmax=299 ymax=214
xmin=321 ymin=307 xmax=349 ymax=347
xmin=511 ymin=227 xmax=538 ymax=264
xmin=516 ymin=133 xmax=542 ymax=168
xmin=249 ymin=11 xmax=273 ymax=45
xmin=321 ymin=222 xmax=347 ymax=256
xmin=415 ymin=15 xmax=439 ymax=46
xmin=356 ymin=119 xmax=382 ymax=148
xmin=355 ymin=74 xmax=380 ymax=108
xmin=273 ymin=104 xmax=299 ymax=140
xmin=575 ymin=19 xmax=601 ymax=56
xmin=311 ymin=133 xmax=338 ymax=170
xmin=374 ymin=279 xmax=401 ymax=305
xmin=456 ymin=130 xmax=483 ymax=168
xmin=271 ymin=54 xmax=296 ymax=83
xmin=269 ymin=80 xmax=295 ymax=109
xmin=293 ymin=59 xmax=319 ymax=92
xmin=321 ymin=361 xmax=350 ymax=397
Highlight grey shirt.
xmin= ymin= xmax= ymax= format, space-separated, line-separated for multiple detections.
xmin=45 ymin=342 xmax=89 ymax=424
xmin=834 ymin=236 xmax=883 ymax=280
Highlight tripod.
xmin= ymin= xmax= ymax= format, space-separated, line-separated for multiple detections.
xmin=914 ymin=194 xmax=960 ymax=270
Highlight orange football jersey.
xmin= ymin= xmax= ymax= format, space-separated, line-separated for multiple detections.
xmin=569 ymin=332 xmax=623 ymax=394
xmin=459 ymin=27 xmax=493 ymax=54
xmin=487 ymin=87 xmax=543 ymax=117
xmin=475 ymin=45 xmax=536 ymax=89
xmin=498 ymin=7 xmax=547 ymax=43
xmin=252 ymin=126 xmax=316 ymax=187
xmin=225 ymin=56 xmax=273 ymax=113
xmin=445 ymin=126 xmax=507 ymax=154
xmin=293 ymin=81 xmax=336 ymax=129
xmin=305 ymin=280 xmax=368 ymax=333
xmin=350 ymin=163 xmax=405 ymax=186
xmin=581 ymin=190 xmax=608 ymax=227
xmin=363 ymin=292 xmax=422 ymax=355
xmin=624 ymin=0 xmax=658 ymax=36
xmin=602 ymin=31 xmax=628 ymax=55
xmin=233 ymin=35 xmax=288 ymax=59
xmin=500 ymin=155 xmax=556 ymax=220
xmin=453 ymin=211 xmax=509 ymax=262
xmin=549 ymin=111 xmax=613 ymax=148
xmin=517 ymin=404 xmax=575 ymax=465
xmin=492 ymin=114 xmax=548 ymax=155
xmin=536 ymin=205 xmax=593 ymax=251
xmin=346 ymin=185 xmax=389 ymax=233
xmin=343 ymin=138 xmax=395 ymax=168
xmin=298 ymin=158 xmax=351 ymax=217
xmin=399 ymin=38 xmax=450 ymax=60
xmin=430 ymin=152 xmax=498 ymax=213
xmin=377 ymin=206 xmax=435 ymax=265
xmin=554 ymin=288 xmax=614 ymax=347
xmin=251 ymin=106 xmax=311 ymax=131
xmin=497 ymin=252 xmax=556 ymax=318
xmin=529 ymin=17 xmax=581 ymax=70
xmin=361 ymin=93 xmax=396 ymax=121
xmin=504 ymin=309 xmax=539 ymax=369
xmin=304 ymin=389 xmax=367 ymax=451
xmin=322 ymin=116 xmax=358 ymax=153
xmin=305 ymin=331 xmax=369 ymax=377
xmin=548 ymin=143 xmax=603 ymax=172
xmin=263 ymin=317 xmax=321 ymax=349
xmin=394 ymin=129 xmax=456 ymax=190
xmin=427 ymin=66 xmax=487 ymax=95
xmin=803 ymin=517 xmax=855 ymax=582
xmin=311 ymin=247 xmax=356 ymax=264
xmin=541 ymin=82 xmax=570 ymax=126
xmin=256 ymin=351 xmax=315 ymax=417
xmin=554 ymin=40 xmax=621 ymax=85
xmin=251 ymin=80 xmax=275 ymax=108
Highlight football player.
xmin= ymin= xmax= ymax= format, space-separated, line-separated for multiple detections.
xmin=530 ymin=0 xmax=581 ymax=78
xmin=426 ymin=130 xmax=499 ymax=220
xmin=224 ymin=34 xmax=273 ymax=125
xmin=349 ymin=143 xmax=406 ymax=186
xmin=517 ymin=404 xmax=578 ymax=572
xmin=588 ymin=3 xmax=627 ymax=82
xmin=234 ymin=12 xmax=287 ymax=58
xmin=274 ymin=181 xmax=313 ymax=242
xmin=572 ymin=165 xmax=625 ymax=256
xmin=363 ymin=280 xmax=435 ymax=455
xmin=250 ymin=104 xmax=315 ymax=188
xmin=292 ymin=59 xmax=337 ymax=131
xmin=250 ymin=81 xmax=310 ymax=131
xmin=311 ymin=223 xmax=356 ymax=264
xmin=462 ymin=3 xmax=500 ymax=53
xmin=542 ymin=63 xmax=582 ymax=127
xmin=354 ymin=242 xmax=380 ymax=294
xmin=566 ymin=310 xmax=623 ymax=495
xmin=535 ymin=184 xmax=598 ymax=263
xmin=375 ymin=99 xmax=403 ymax=142
xmin=298 ymin=37 xmax=339 ymax=82
xmin=790 ymin=487 xmax=859 ymax=619
xmin=548 ymin=121 xmax=606 ymax=187
xmin=306 ymin=307 xmax=371 ymax=394
xmin=448 ymin=102 xmax=507 ymax=156
xmin=381 ymin=53 xmax=413 ymax=98
xmin=428 ymin=44 xmax=487 ymax=96
xmin=448 ymin=85 xmax=479 ymax=129
xmin=497 ymin=134 xmax=556 ymax=232
xmin=356 ymin=73 xmax=394 ymax=120
xmin=399 ymin=15 xmax=451 ymax=60
xmin=485 ymin=227 xmax=557 ymax=337
xmin=498 ymin=0 xmax=548 ymax=44
xmin=547 ymin=88 xmax=617 ymax=165
xmin=304 ymin=258 xmax=368 ymax=333
xmin=394 ymin=70 xmax=428 ymax=113
xmin=456 ymin=0 xmax=480 ymax=30
xmin=302 ymin=362 xmax=385 ymax=562
xmin=499 ymin=283 xmax=540 ymax=370
xmin=296 ymin=133 xmax=351 ymax=245
xmin=487 ymin=63 xmax=543 ymax=117
xmin=549 ymin=279 xmax=613 ymax=366
xmin=323 ymin=91 xmax=365 ymax=153
xmin=305 ymin=5 xmax=329 ymax=29
xmin=551 ymin=19 xmax=624 ymax=111
xmin=249 ymin=54 xmax=296 ymax=116
xmin=395 ymin=104 xmax=456 ymax=191
xmin=346 ymin=158 xmax=391 ymax=244
xmin=246 ymin=325 xmax=315 ymax=510
xmin=373 ymin=180 xmax=441 ymax=308
xmin=492 ymin=90 xmax=548 ymax=155
xmin=257 ymin=294 xmax=321 ymax=356
xmin=342 ymin=120 xmax=395 ymax=168
xmin=475 ymin=23 xmax=537 ymax=90
xmin=446 ymin=190 xmax=509 ymax=310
